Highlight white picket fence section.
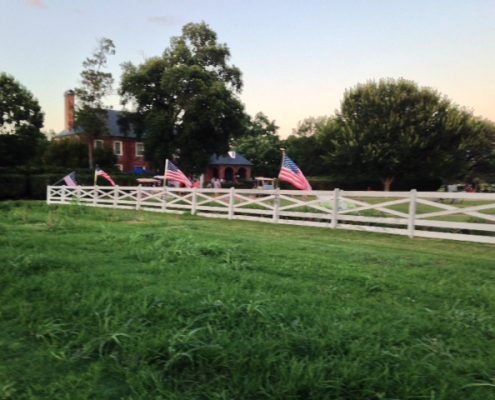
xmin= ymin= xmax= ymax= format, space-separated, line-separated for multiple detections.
xmin=47 ymin=186 xmax=495 ymax=244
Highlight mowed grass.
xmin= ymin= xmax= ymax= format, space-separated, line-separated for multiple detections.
xmin=1 ymin=202 xmax=494 ymax=400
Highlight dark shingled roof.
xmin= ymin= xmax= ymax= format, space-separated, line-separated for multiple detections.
xmin=209 ymin=153 xmax=253 ymax=166
xmin=56 ymin=110 xmax=140 ymax=139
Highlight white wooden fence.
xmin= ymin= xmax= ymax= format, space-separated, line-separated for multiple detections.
xmin=47 ymin=186 xmax=495 ymax=244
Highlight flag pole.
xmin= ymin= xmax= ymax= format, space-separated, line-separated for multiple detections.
xmin=94 ymin=168 xmax=97 ymax=186
xmin=280 ymin=147 xmax=286 ymax=167
xmin=163 ymin=159 xmax=169 ymax=187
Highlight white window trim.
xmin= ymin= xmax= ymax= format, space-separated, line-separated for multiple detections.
xmin=115 ymin=164 xmax=123 ymax=172
xmin=136 ymin=142 xmax=144 ymax=157
xmin=113 ymin=141 xmax=123 ymax=156
xmin=94 ymin=139 xmax=104 ymax=149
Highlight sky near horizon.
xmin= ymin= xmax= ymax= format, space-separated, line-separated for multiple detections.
xmin=1 ymin=0 xmax=494 ymax=138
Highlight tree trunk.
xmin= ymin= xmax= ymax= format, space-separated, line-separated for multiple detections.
xmin=88 ymin=142 xmax=94 ymax=170
xmin=382 ymin=176 xmax=394 ymax=191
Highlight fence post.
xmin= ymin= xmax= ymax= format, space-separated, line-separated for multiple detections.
xmin=76 ymin=186 xmax=81 ymax=204
xmin=92 ymin=185 xmax=98 ymax=206
xmin=59 ymin=185 xmax=66 ymax=204
xmin=113 ymin=186 xmax=118 ymax=208
xmin=162 ymin=187 xmax=167 ymax=211
xmin=191 ymin=189 xmax=197 ymax=215
xmin=228 ymin=187 xmax=235 ymax=220
xmin=331 ymin=188 xmax=340 ymax=228
xmin=408 ymin=189 xmax=417 ymax=238
xmin=273 ymin=188 xmax=280 ymax=223
xmin=136 ymin=185 xmax=142 ymax=210
xmin=46 ymin=186 xmax=51 ymax=204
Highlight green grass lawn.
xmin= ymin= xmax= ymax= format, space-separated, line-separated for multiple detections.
xmin=346 ymin=197 xmax=495 ymax=219
xmin=1 ymin=201 xmax=494 ymax=400
xmin=214 ymin=194 xmax=495 ymax=224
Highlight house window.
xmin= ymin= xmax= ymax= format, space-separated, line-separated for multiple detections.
xmin=136 ymin=142 xmax=144 ymax=157
xmin=113 ymin=141 xmax=123 ymax=156
xmin=94 ymin=140 xmax=104 ymax=149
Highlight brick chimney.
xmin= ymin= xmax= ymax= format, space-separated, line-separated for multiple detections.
xmin=64 ymin=90 xmax=75 ymax=131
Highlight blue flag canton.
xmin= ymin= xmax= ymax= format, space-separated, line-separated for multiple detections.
xmin=168 ymin=162 xmax=179 ymax=172
xmin=283 ymin=156 xmax=300 ymax=174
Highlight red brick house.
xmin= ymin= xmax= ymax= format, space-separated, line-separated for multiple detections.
xmin=57 ymin=90 xmax=149 ymax=172
xmin=58 ymin=91 xmax=253 ymax=179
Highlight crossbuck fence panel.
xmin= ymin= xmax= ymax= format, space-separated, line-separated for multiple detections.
xmin=47 ymin=186 xmax=495 ymax=244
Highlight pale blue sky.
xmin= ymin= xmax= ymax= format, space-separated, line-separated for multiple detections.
xmin=2 ymin=0 xmax=494 ymax=137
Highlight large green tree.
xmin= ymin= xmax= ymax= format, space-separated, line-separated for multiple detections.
xmin=43 ymin=138 xmax=116 ymax=169
xmin=284 ymin=116 xmax=339 ymax=176
xmin=0 ymin=73 xmax=46 ymax=167
xmin=325 ymin=78 xmax=477 ymax=190
xmin=462 ymin=117 xmax=495 ymax=182
xmin=74 ymin=38 xmax=115 ymax=169
xmin=291 ymin=116 xmax=333 ymax=138
xmin=233 ymin=112 xmax=281 ymax=177
xmin=120 ymin=22 xmax=246 ymax=173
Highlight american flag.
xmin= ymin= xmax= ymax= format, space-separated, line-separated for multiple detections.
xmin=63 ymin=172 xmax=77 ymax=186
xmin=278 ymin=154 xmax=312 ymax=191
xmin=95 ymin=167 xmax=116 ymax=186
xmin=165 ymin=160 xmax=192 ymax=188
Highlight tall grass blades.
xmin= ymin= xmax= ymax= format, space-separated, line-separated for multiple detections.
xmin=0 ymin=201 xmax=494 ymax=399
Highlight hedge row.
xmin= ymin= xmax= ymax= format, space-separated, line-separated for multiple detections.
xmin=0 ymin=173 xmax=140 ymax=200
xmin=0 ymin=173 xmax=444 ymax=200
xmin=225 ymin=178 xmax=442 ymax=191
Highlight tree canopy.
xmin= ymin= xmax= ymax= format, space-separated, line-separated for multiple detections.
xmin=120 ymin=22 xmax=246 ymax=173
xmin=43 ymin=138 xmax=116 ymax=169
xmin=284 ymin=117 xmax=340 ymax=177
xmin=324 ymin=78 xmax=478 ymax=190
xmin=291 ymin=116 xmax=333 ymax=138
xmin=0 ymin=73 xmax=46 ymax=166
xmin=74 ymin=38 xmax=116 ymax=169
xmin=233 ymin=112 xmax=281 ymax=177
xmin=461 ymin=117 xmax=495 ymax=181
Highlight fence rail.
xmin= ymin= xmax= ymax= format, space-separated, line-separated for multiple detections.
xmin=47 ymin=186 xmax=495 ymax=244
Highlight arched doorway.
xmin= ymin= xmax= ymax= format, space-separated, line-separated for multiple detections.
xmin=224 ymin=167 xmax=234 ymax=181
xmin=237 ymin=167 xmax=246 ymax=179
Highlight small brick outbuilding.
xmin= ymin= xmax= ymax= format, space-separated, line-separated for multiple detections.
xmin=206 ymin=152 xmax=253 ymax=183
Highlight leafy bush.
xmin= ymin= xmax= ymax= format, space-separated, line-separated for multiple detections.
xmin=43 ymin=139 xmax=88 ymax=168
xmin=0 ymin=174 xmax=28 ymax=199
xmin=28 ymin=174 xmax=65 ymax=199
xmin=93 ymin=146 xmax=117 ymax=168
xmin=223 ymin=179 xmax=255 ymax=189
xmin=305 ymin=177 xmax=442 ymax=191
xmin=0 ymin=171 xmax=147 ymax=200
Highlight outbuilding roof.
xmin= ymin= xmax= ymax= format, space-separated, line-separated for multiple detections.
xmin=209 ymin=152 xmax=253 ymax=166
